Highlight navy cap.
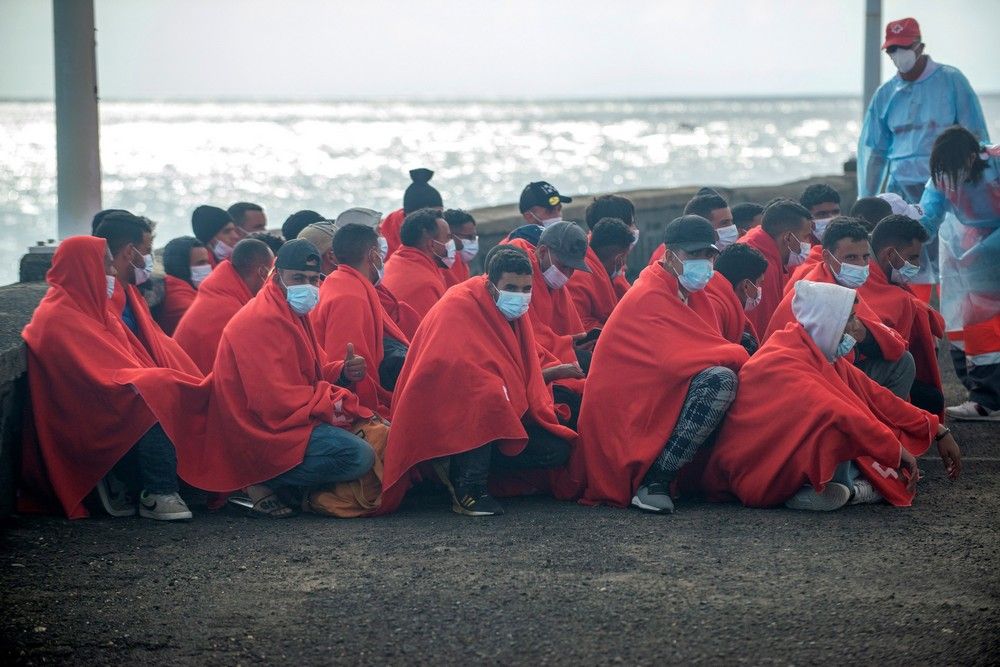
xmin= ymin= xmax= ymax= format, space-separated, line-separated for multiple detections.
xmin=663 ymin=215 xmax=719 ymax=253
xmin=275 ymin=238 xmax=322 ymax=272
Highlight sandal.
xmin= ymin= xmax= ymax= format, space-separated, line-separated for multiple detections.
xmin=228 ymin=493 xmax=296 ymax=519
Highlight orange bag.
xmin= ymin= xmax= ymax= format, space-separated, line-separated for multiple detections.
xmin=305 ymin=418 xmax=389 ymax=518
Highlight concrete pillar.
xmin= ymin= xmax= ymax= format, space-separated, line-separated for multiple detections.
xmin=862 ymin=0 xmax=882 ymax=114
xmin=53 ymin=0 xmax=101 ymax=238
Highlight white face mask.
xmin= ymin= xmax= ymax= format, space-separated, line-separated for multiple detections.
xmin=132 ymin=250 xmax=153 ymax=285
xmin=531 ymin=211 xmax=563 ymax=228
xmin=541 ymin=254 xmax=570 ymax=290
xmin=105 ymin=275 xmax=116 ymax=299
xmin=889 ymin=48 xmax=918 ymax=74
xmin=813 ymin=218 xmax=833 ymax=241
xmin=458 ymin=236 xmax=479 ymax=263
xmin=213 ymin=239 xmax=234 ymax=260
xmin=785 ymin=236 xmax=811 ymax=268
xmin=190 ymin=264 xmax=212 ymax=287
xmin=434 ymin=238 xmax=457 ymax=268
xmin=377 ymin=236 xmax=389 ymax=261
xmin=743 ymin=282 xmax=762 ymax=312
xmin=716 ymin=224 xmax=739 ymax=250
xmin=630 ymin=227 xmax=640 ymax=248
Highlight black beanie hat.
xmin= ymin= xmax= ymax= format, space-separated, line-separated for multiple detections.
xmin=192 ymin=205 xmax=233 ymax=243
xmin=402 ymin=168 xmax=443 ymax=214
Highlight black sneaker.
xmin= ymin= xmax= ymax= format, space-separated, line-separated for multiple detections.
xmin=452 ymin=487 xmax=504 ymax=516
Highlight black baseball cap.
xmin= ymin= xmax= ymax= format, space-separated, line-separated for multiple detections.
xmin=663 ymin=215 xmax=719 ymax=253
xmin=538 ymin=221 xmax=592 ymax=272
xmin=275 ymin=238 xmax=322 ymax=272
xmin=519 ymin=181 xmax=572 ymax=213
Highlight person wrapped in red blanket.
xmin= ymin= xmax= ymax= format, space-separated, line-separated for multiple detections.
xmin=862 ymin=215 xmax=946 ymax=418
xmin=583 ymin=194 xmax=638 ymax=299
xmin=767 ymin=218 xmax=916 ymax=402
xmin=574 ymin=216 xmax=749 ymax=514
xmin=312 ymin=223 xmax=410 ymax=419
xmin=191 ymin=205 xmax=242 ymax=267
xmin=381 ymin=208 xmax=452 ymax=321
xmin=21 ymin=227 xmax=200 ymax=521
xmin=117 ymin=240 xmax=377 ymax=519
xmin=736 ymin=200 xmax=815 ymax=337
xmin=701 ymin=280 xmax=961 ymax=511
xmin=443 ymin=209 xmax=479 ymax=285
xmin=567 ymin=217 xmax=633 ymax=330
xmin=156 ymin=236 xmax=212 ymax=335
xmin=709 ymin=243 xmax=769 ymax=354
xmin=379 ymin=246 xmax=577 ymax=517
xmin=173 ymin=238 xmax=273 ymax=373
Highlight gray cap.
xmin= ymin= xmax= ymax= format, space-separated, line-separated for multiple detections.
xmin=663 ymin=215 xmax=719 ymax=253
xmin=335 ymin=207 xmax=383 ymax=230
xmin=275 ymin=238 xmax=322 ymax=272
xmin=538 ymin=221 xmax=592 ymax=272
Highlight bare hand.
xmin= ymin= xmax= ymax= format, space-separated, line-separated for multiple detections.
xmin=899 ymin=446 xmax=919 ymax=493
xmin=937 ymin=433 xmax=962 ymax=481
xmin=542 ymin=363 xmax=585 ymax=383
xmin=343 ymin=343 xmax=366 ymax=384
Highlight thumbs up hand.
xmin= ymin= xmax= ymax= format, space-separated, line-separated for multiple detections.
xmin=343 ymin=343 xmax=367 ymax=384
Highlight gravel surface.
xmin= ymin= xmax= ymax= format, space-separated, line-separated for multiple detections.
xmin=1 ymin=353 xmax=997 ymax=665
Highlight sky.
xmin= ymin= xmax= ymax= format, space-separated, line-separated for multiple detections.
xmin=1 ymin=0 xmax=998 ymax=100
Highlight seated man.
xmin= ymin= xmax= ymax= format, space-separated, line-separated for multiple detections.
xmin=767 ymin=218 xmax=915 ymax=399
xmin=584 ymin=194 xmax=639 ymax=298
xmin=567 ymin=217 xmax=634 ymax=329
xmin=379 ymin=246 xmax=577 ymax=517
xmin=312 ymin=223 xmax=410 ymax=418
xmin=156 ymin=236 xmax=211 ymax=335
xmin=732 ymin=202 xmax=764 ymax=236
xmin=192 ymin=205 xmax=243 ymax=266
xmin=701 ymin=280 xmax=960 ymax=510
xmin=21 ymin=235 xmax=200 ymax=521
xmin=506 ymin=180 xmax=573 ymax=246
xmin=228 ymin=202 xmax=267 ymax=234
xmin=850 ymin=196 xmax=894 ymax=231
xmin=574 ymin=216 xmax=749 ymax=514
xmin=738 ymin=200 xmax=815 ymax=335
xmin=861 ymin=215 xmax=945 ymax=416
xmin=381 ymin=208 xmax=452 ymax=320
xmin=296 ymin=220 xmax=340 ymax=275
xmin=443 ymin=209 xmax=479 ymax=284
xmin=173 ymin=238 xmax=273 ymax=373
xmin=710 ymin=243 xmax=769 ymax=354
xmin=799 ymin=183 xmax=842 ymax=242
xmin=281 ymin=209 xmax=325 ymax=242
xmin=505 ymin=222 xmax=591 ymax=417
xmin=649 ymin=192 xmax=737 ymax=262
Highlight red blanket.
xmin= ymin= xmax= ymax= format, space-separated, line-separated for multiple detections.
xmin=116 ymin=280 xmax=373 ymax=492
xmin=173 ymin=261 xmax=253 ymax=373
xmin=567 ymin=246 xmax=621 ymax=329
xmin=859 ymin=263 xmax=944 ymax=417
xmin=701 ymin=323 xmax=936 ymax=507
xmin=704 ymin=272 xmax=755 ymax=344
xmin=737 ymin=226 xmax=792 ymax=339
xmin=157 ymin=275 xmax=196 ymax=335
xmin=375 ymin=283 xmax=422 ymax=339
xmin=381 ymin=246 xmax=447 ymax=321
xmin=574 ymin=263 xmax=749 ymax=507
xmin=786 ymin=245 xmax=823 ymax=285
xmin=379 ymin=276 xmax=577 ymax=513
xmin=380 ymin=208 xmax=405 ymax=260
xmin=445 ymin=256 xmax=470 ymax=285
xmin=312 ymin=264 xmax=409 ymax=418
xmin=766 ymin=262 xmax=907 ymax=362
xmin=20 ymin=237 xmax=201 ymax=518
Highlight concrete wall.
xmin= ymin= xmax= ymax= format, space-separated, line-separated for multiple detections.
xmin=0 ymin=173 xmax=855 ymax=515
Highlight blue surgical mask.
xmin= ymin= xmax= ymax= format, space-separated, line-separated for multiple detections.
xmin=833 ymin=259 xmax=870 ymax=288
xmin=284 ymin=282 xmax=319 ymax=315
xmin=673 ymin=254 xmax=714 ymax=292
xmin=835 ymin=333 xmax=857 ymax=359
xmin=495 ymin=289 xmax=531 ymax=320
xmin=890 ymin=251 xmax=920 ymax=284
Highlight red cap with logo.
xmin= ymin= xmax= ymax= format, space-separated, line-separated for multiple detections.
xmin=882 ymin=17 xmax=921 ymax=49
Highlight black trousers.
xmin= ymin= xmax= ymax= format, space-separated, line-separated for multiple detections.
xmin=909 ymin=379 xmax=944 ymax=416
xmin=449 ymin=421 xmax=571 ymax=491
xmin=950 ymin=345 xmax=1000 ymax=411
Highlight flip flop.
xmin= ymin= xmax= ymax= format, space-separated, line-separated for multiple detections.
xmin=228 ymin=493 xmax=296 ymax=519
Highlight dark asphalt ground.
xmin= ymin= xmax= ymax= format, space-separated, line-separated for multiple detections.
xmin=2 ymin=352 xmax=998 ymax=665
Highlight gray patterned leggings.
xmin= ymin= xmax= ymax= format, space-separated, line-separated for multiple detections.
xmin=645 ymin=366 xmax=738 ymax=484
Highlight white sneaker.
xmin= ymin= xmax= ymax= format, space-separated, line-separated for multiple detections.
xmin=945 ymin=401 xmax=1000 ymax=422
xmin=139 ymin=491 xmax=193 ymax=521
xmin=849 ymin=479 xmax=883 ymax=505
xmin=784 ymin=482 xmax=851 ymax=512
xmin=96 ymin=473 xmax=136 ymax=517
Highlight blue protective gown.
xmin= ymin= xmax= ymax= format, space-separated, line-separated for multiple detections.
xmin=919 ymin=150 xmax=1000 ymax=335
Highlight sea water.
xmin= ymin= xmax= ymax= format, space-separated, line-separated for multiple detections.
xmin=2 ymin=96 xmax=999 ymax=285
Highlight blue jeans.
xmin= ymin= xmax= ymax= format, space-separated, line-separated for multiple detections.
xmin=267 ymin=423 xmax=375 ymax=489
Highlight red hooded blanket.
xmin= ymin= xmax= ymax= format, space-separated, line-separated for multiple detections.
xmin=380 ymin=208 xmax=405 ymax=260
xmin=173 ymin=260 xmax=253 ymax=373
xmin=567 ymin=245 xmax=622 ymax=330
xmin=381 ymin=246 xmax=447 ymax=321
xmin=156 ymin=274 xmax=197 ymax=335
xmin=738 ymin=226 xmax=793 ymax=339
